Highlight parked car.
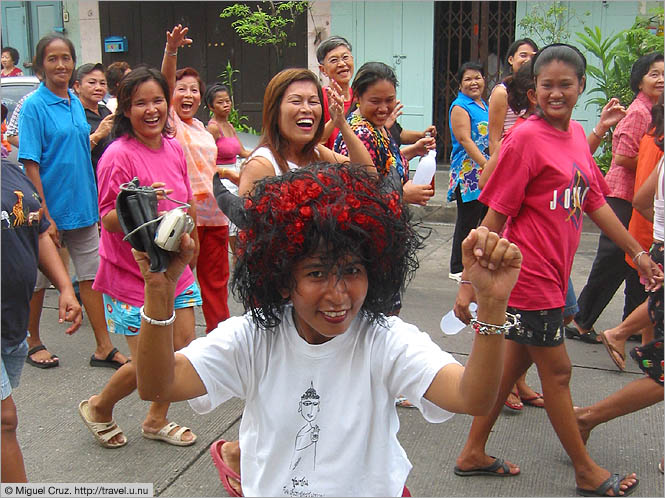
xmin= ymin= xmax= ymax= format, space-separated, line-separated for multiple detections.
xmin=2 ymin=75 xmax=40 ymax=123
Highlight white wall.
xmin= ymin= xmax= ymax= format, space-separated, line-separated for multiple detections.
xmin=307 ymin=1 xmax=332 ymax=78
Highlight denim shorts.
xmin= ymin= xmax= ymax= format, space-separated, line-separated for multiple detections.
xmin=1 ymin=339 xmax=28 ymax=400
xmin=103 ymin=282 xmax=202 ymax=336
xmin=563 ymin=278 xmax=579 ymax=319
xmin=505 ymin=307 xmax=565 ymax=347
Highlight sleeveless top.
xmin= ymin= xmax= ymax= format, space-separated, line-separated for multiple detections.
xmin=654 ymin=156 xmax=664 ymax=242
xmin=216 ymin=135 xmax=242 ymax=165
xmin=248 ymin=147 xmax=300 ymax=176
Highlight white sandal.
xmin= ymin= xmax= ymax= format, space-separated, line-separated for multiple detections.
xmin=141 ymin=421 xmax=197 ymax=446
xmin=78 ymin=400 xmax=127 ymax=449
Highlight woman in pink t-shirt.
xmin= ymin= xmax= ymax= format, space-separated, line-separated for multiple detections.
xmin=453 ymin=44 xmax=661 ymax=496
xmin=80 ymin=66 xmax=201 ymax=449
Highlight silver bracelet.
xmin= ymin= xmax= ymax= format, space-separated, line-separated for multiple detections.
xmin=164 ymin=48 xmax=178 ymax=57
xmin=140 ymin=305 xmax=176 ymax=326
xmin=470 ymin=312 xmax=519 ymax=335
xmin=632 ymin=250 xmax=648 ymax=265
xmin=459 ymin=280 xmax=473 ymax=286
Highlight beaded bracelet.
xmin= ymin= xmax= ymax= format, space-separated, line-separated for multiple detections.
xmin=470 ymin=312 xmax=519 ymax=335
xmin=632 ymin=250 xmax=648 ymax=265
xmin=140 ymin=305 xmax=176 ymax=326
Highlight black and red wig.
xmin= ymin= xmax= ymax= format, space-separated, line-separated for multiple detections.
xmin=232 ymin=163 xmax=425 ymax=328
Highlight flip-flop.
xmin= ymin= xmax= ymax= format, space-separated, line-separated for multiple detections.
xmin=453 ymin=457 xmax=519 ymax=477
xmin=576 ymin=473 xmax=638 ymax=496
xmin=520 ymin=392 xmax=545 ymax=408
xmin=141 ymin=422 xmax=197 ymax=446
xmin=598 ymin=331 xmax=625 ymax=371
xmin=210 ymin=439 xmax=243 ymax=497
xmin=78 ymin=400 xmax=127 ymax=449
xmin=90 ymin=347 xmax=127 ymax=370
xmin=25 ymin=345 xmax=59 ymax=369
xmin=504 ymin=390 xmax=523 ymax=411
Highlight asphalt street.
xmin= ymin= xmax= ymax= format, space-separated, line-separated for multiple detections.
xmin=12 ymin=217 xmax=664 ymax=497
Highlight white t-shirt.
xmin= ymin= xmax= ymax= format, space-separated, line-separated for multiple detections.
xmin=179 ymin=305 xmax=460 ymax=497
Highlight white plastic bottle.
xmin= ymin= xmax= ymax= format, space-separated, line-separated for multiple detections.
xmin=412 ymin=149 xmax=437 ymax=185
xmin=440 ymin=302 xmax=478 ymax=335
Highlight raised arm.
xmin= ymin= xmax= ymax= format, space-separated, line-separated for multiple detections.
xmin=135 ymin=234 xmax=208 ymax=402
xmin=425 ymin=227 xmax=521 ymax=415
xmin=161 ymin=24 xmax=192 ymax=96
xmin=321 ymin=82 xmax=373 ymax=167
xmin=586 ymin=98 xmax=626 ymax=155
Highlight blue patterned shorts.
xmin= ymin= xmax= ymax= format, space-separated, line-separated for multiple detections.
xmin=103 ymin=282 xmax=202 ymax=336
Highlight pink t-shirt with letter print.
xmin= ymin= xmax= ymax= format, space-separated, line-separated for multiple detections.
xmin=480 ymin=116 xmax=608 ymax=311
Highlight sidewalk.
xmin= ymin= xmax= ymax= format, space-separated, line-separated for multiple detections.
xmin=13 ymin=223 xmax=662 ymax=497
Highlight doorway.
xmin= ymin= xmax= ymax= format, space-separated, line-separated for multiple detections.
xmin=433 ymin=1 xmax=516 ymax=160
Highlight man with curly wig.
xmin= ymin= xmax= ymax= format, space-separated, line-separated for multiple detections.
xmin=134 ymin=163 xmax=523 ymax=497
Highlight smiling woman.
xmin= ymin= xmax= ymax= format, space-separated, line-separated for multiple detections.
xmin=447 ymin=61 xmax=489 ymax=279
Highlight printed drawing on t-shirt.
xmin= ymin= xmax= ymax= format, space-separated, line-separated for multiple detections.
xmin=290 ymin=382 xmax=321 ymax=473
xmin=2 ymin=190 xmax=42 ymax=229
xmin=548 ymin=162 xmax=591 ymax=230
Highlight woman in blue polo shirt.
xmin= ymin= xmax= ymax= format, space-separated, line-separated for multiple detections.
xmin=18 ymin=33 xmax=126 ymax=371
xmin=447 ymin=62 xmax=489 ymax=280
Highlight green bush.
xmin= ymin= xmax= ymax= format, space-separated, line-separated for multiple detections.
xmin=576 ymin=7 xmax=664 ymax=172
xmin=218 ymin=61 xmax=258 ymax=135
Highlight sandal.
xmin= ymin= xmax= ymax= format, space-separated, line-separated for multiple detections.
xmin=25 ymin=345 xmax=59 ymax=369
xmin=141 ymin=422 xmax=197 ymax=446
xmin=598 ymin=331 xmax=625 ymax=371
xmin=78 ymin=400 xmax=127 ymax=448
xmin=504 ymin=390 xmax=523 ymax=411
xmin=576 ymin=473 xmax=638 ymax=496
xmin=564 ymin=325 xmax=600 ymax=344
xmin=210 ymin=439 xmax=243 ymax=497
xmin=520 ymin=392 xmax=544 ymax=408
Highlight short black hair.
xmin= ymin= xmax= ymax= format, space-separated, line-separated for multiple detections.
xmin=75 ymin=63 xmax=105 ymax=83
xmin=316 ymin=35 xmax=352 ymax=64
xmin=204 ymin=83 xmax=231 ymax=109
xmin=112 ymin=65 xmax=173 ymax=140
xmin=630 ymin=52 xmax=664 ymax=95
xmin=233 ymin=162 xmax=425 ymax=329
xmin=456 ymin=61 xmax=484 ymax=84
xmin=351 ymin=62 xmax=398 ymax=98
xmin=2 ymin=46 xmax=20 ymax=65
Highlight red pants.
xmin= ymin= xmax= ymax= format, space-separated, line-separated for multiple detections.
xmin=197 ymin=225 xmax=230 ymax=332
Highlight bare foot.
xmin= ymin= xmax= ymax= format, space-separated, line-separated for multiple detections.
xmin=87 ymin=395 xmax=126 ymax=446
xmin=576 ymin=469 xmax=638 ymax=496
xmin=142 ymin=420 xmax=195 ymax=443
xmin=455 ymin=452 xmax=520 ymax=476
xmin=573 ymin=406 xmax=592 ymax=444
xmin=221 ymin=440 xmax=242 ymax=495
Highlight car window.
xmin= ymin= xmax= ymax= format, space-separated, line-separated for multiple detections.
xmin=2 ymin=82 xmax=40 ymax=121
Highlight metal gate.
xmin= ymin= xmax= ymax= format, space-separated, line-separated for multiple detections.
xmin=433 ymin=1 xmax=516 ymax=161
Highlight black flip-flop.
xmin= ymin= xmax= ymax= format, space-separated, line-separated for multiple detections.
xmin=454 ymin=457 xmax=518 ymax=477
xmin=25 ymin=345 xmax=59 ymax=369
xmin=89 ymin=347 xmax=126 ymax=370
xmin=576 ymin=474 xmax=638 ymax=496
xmin=564 ymin=326 xmax=600 ymax=344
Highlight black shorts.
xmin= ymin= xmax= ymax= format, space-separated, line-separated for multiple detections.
xmin=505 ymin=307 xmax=564 ymax=347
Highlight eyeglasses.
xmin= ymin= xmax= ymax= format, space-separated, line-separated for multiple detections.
xmin=325 ymin=54 xmax=353 ymax=66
